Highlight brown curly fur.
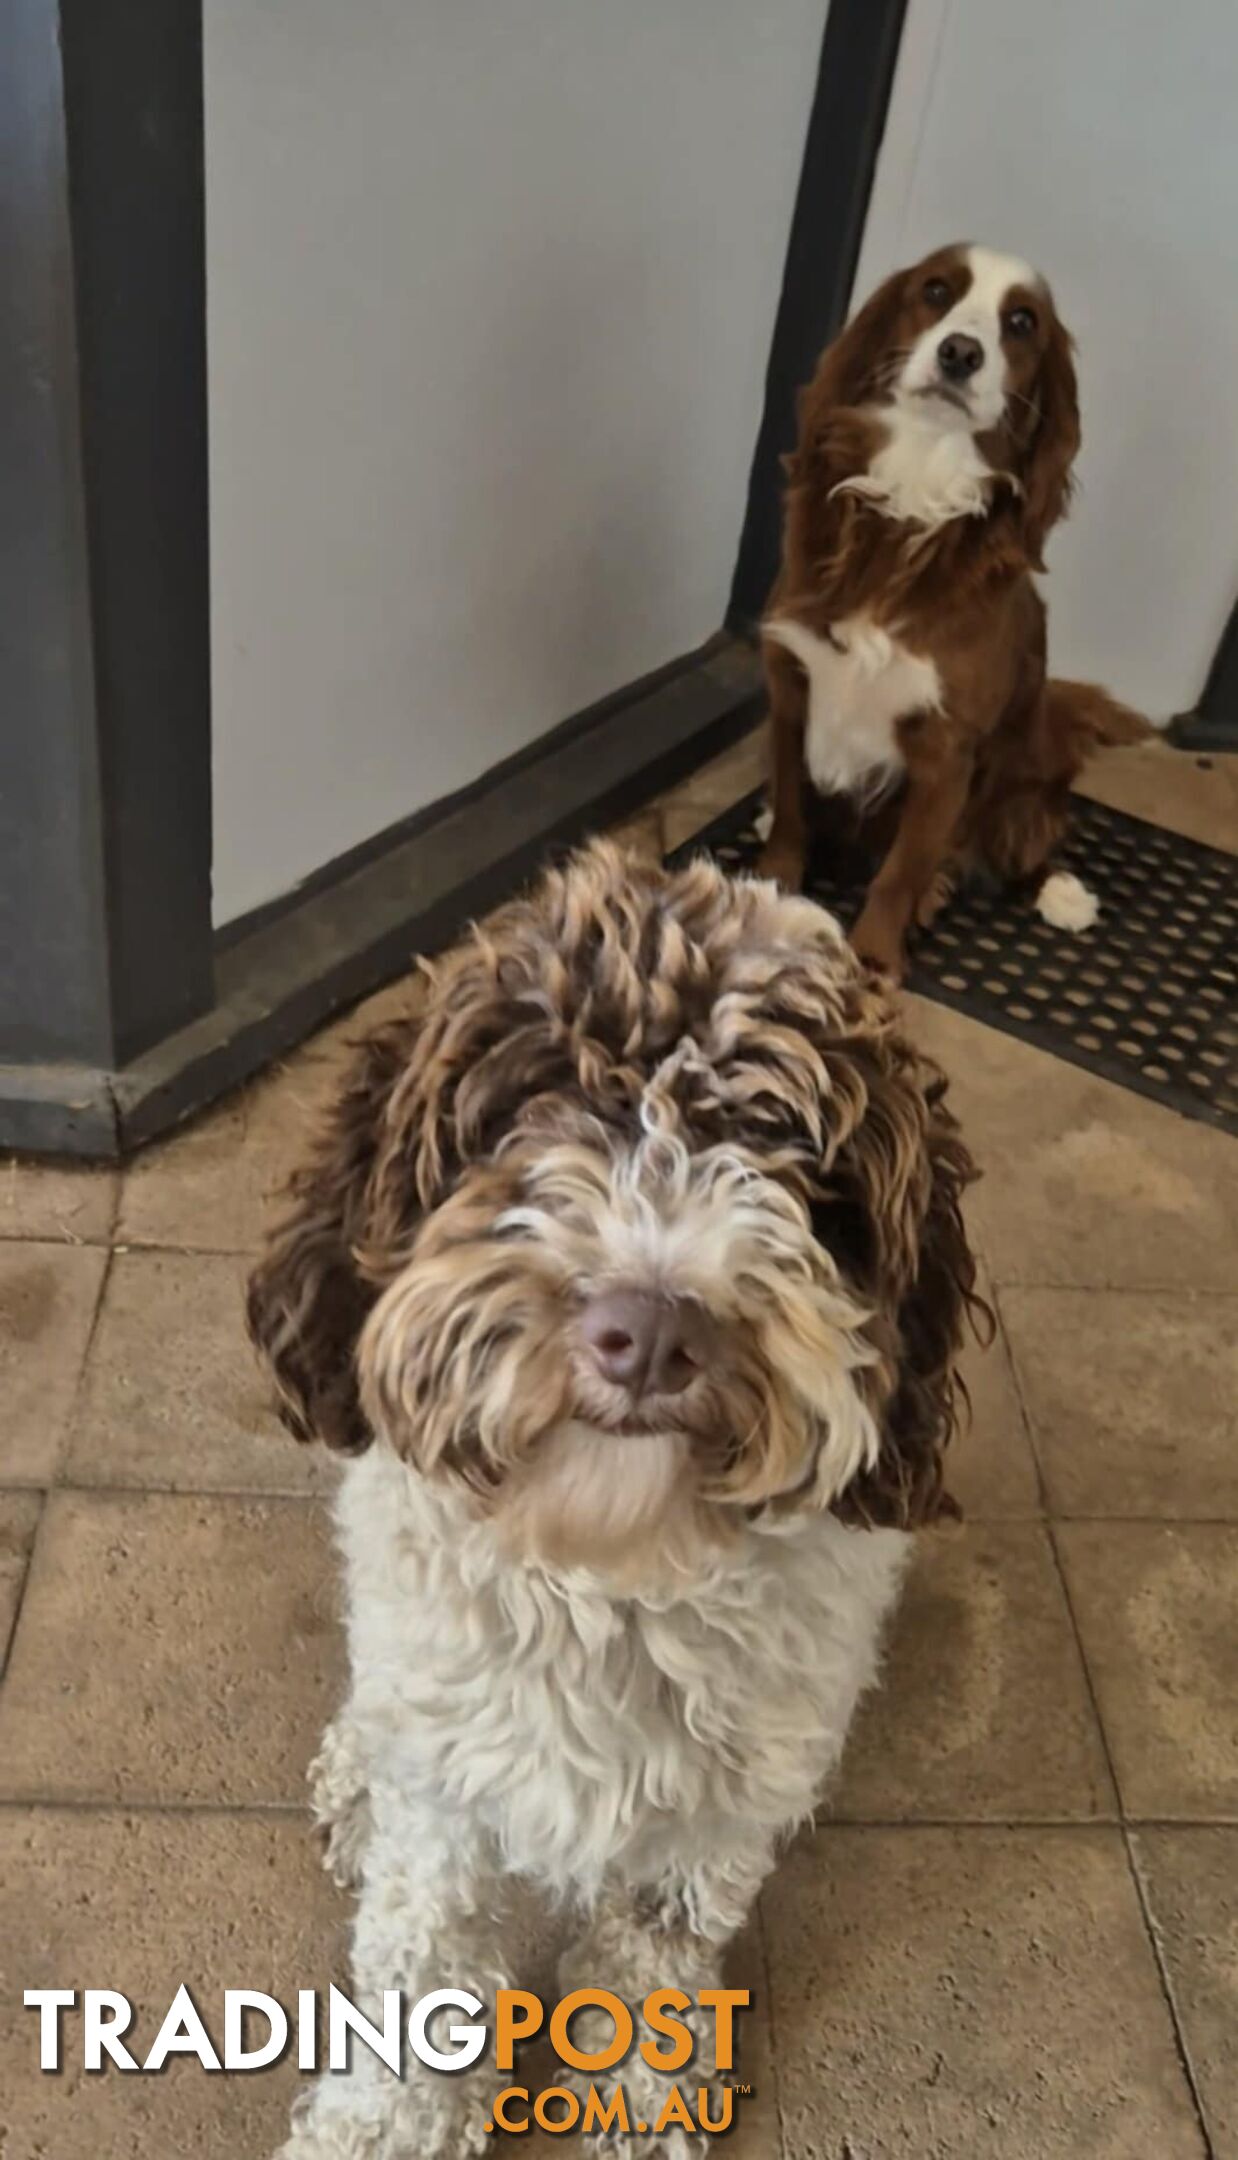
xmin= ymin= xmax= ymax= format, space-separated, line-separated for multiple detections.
xmin=247 ymin=842 xmax=988 ymax=1529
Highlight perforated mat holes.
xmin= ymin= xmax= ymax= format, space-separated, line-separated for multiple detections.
xmin=672 ymin=790 xmax=1238 ymax=1138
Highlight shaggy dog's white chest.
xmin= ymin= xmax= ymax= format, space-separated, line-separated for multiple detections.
xmin=337 ymin=1447 xmax=907 ymax=1894
xmin=763 ymin=614 xmax=941 ymax=803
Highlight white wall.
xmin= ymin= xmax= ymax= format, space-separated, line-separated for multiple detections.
xmin=205 ymin=1 xmax=826 ymax=925
xmin=853 ymin=0 xmax=1238 ymax=723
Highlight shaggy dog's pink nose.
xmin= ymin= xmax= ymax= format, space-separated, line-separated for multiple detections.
xmin=581 ymin=1289 xmax=713 ymax=1398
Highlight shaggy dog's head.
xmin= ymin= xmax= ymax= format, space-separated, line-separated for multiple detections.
xmin=248 ymin=844 xmax=984 ymax=1581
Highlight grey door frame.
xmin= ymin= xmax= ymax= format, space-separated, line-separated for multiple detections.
xmin=1 ymin=0 xmax=212 ymax=1101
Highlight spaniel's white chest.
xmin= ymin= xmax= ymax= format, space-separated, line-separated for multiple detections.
xmin=856 ymin=404 xmax=994 ymax=527
xmin=763 ymin=614 xmax=941 ymax=802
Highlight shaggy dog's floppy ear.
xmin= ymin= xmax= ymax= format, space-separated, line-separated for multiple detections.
xmin=811 ymin=1041 xmax=988 ymax=1529
xmin=1014 ymin=313 xmax=1080 ymax=570
xmin=245 ymin=905 xmax=582 ymax=1451
xmin=246 ymin=1014 xmax=422 ymax=1453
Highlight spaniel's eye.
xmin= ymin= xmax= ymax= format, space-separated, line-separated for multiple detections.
xmin=923 ymin=277 xmax=952 ymax=308
xmin=1004 ymin=305 xmax=1037 ymax=338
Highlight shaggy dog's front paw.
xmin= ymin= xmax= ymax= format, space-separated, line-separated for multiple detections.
xmin=316 ymin=1798 xmax=371 ymax=1892
xmin=307 ymin=1716 xmax=372 ymax=1890
xmin=277 ymin=2070 xmax=493 ymax=2160
xmin=555 ymin=2061 xmax=717 ymax=2160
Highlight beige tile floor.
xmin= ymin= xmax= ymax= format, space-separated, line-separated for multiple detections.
xmin=1 ymin=732 xmax=1235 ymax=2160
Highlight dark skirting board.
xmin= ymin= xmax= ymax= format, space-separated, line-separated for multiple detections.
xmin=671 ymin=792 xmax=1238 ymax=1139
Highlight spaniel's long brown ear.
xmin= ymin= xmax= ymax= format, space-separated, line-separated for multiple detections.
xmin=814 ymin=1046 xmax=988 ymax=1529
xmin=246 ymin=1015 xmax=420 ymax=1453
xmin=1017 ymin=314 xmax=1080 ymax=569
xmin=795 ymin=267 xmax=909 ymax=442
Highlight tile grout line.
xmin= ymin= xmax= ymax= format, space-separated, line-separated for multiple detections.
xmin=6 ymin=1479 xmax=1238 ymax=1525
xmin=0 ymin=1794 xmax=1230 ymax=1829
xmin=821 ymin=1813 xmax=1122 ymax=1831
xmin=0 ymin=1231 xmax=116 ymax=1248
xmin=820 ymin=1812 xmax=1238 ymax=1830
xmin=1124 ymin=1827 xmax=1217 ymax=2160
xmin=59 ymin=1239 xmax=115 ymax=1440
xmin=1042 ymin=1522 xmax=1124 ymax=1819
xmin=1043 ymin=1517 xmax=1217 ymax=2159
xmin=0 ymin=1480 xmax=336 ymax=1504
xmin=0 ymin=1794 xmax=312 ymax=1817
xmin=1008 ymin=1249 xmax=1221 ymax=2157
xmin=753 ymin=1890 xmax=789 ymax=2160
xmin=0 ymin=1244 xmax=116 ymax=1691
xmin=988 ymin=1281 xmax=1054 ymax=1517
xmin=0 ymin=1489 xmax=44 ymax=1689
xmin=101 ymin=1238 xmax=255 ymax=1258
xmin=985 ymin=1276 xmax=1238 ymax=1299
xmin=977 ymin=1283 xmax=1236 ymax=1531
xmin=818 ymin=1810 xmax=1238 ymax=1831
xmin=5 ymin=1242 xmax=1236 ymax=1294
xmin=105 ymin=1162 xmax=123 ymax=1244
xmin=1020 ymin=1513 xmax=1238 ymax=1526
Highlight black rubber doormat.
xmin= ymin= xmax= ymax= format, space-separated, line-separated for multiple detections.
xmin=673 ymin=792 xmax=1238 ymax=1137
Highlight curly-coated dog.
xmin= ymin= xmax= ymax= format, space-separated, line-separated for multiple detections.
xmin=247 ymin=840 xmax=983 ymax=2158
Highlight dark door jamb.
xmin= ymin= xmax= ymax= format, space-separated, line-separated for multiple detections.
xmin=726 ymin=0 xmax=909 ymax=633
xmin=1169 ymin=599 xmax=1238 ymax=752
xmin=1 ymin=0 xmax=213 ymax=1096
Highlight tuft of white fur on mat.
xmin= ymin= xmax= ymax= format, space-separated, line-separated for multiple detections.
xmin=1036 ymin=870 xmax=1100 ymax=933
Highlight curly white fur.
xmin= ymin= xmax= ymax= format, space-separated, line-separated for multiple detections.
xmin=279 ymin=1450 xmax=907 ymax=2158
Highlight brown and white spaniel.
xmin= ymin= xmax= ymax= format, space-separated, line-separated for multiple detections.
xmin=758 ymin=241 xmax=1146 ymax=978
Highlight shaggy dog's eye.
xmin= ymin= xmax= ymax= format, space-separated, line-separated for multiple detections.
xmin=922 ymin=277 xmax=952 ymax=308
xmin=1003 ymin=305 xmax=1037 ymax=338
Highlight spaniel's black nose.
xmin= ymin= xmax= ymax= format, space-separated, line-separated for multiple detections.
xmin=581 ymin=1289 xmax=716 ymax=1398
xmin=937 ymin=332 xmax=984 ymax=382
